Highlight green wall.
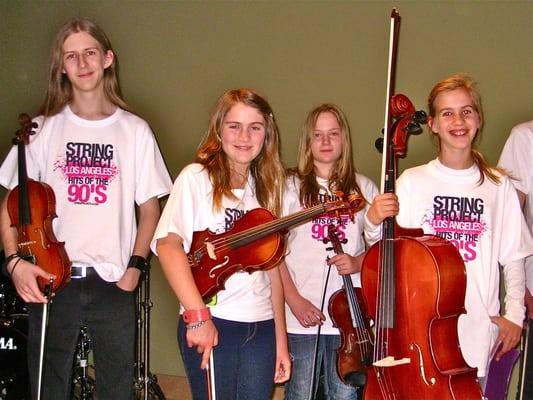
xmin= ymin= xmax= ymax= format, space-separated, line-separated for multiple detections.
xmin=1 ymin=0 xmax=532 ymax=382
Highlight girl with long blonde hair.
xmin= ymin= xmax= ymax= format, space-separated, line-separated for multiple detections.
xmin=366 ymin=74 xmax=532 ymax=387
xmin=153 ymin=88 xmax=291 ymax=400
xmin=279 ymin=103 xmax=381 ymax=399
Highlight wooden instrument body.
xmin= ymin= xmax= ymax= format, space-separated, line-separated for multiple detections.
xmin=329 ymin=285 xmax=373 ymax=387
xmin=361 ymin=234 xmax=482 ymax=399
xmin=7 ymin=179 xmax=71 ymax=293
xmin=188 ymin=207 xmax=285 ymax=301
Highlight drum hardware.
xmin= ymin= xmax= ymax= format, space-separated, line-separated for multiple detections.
xmin=134 ymin=262 xmax=165 ymax=400
xmin=71 ymin=325 xmax=95 ymax=400
xmin=68 ymin=261 xmax=165 ymax=400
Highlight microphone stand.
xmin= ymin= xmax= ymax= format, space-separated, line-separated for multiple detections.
xmin=134 ymin=262 xmax=165 ymax=400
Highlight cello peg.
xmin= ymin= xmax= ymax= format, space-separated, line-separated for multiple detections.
xmin=375 ymin=137 xmax=384 ymax=153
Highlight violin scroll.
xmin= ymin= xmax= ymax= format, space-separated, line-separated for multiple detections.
xmin=13 ymin=113 xmax=37 ymax=146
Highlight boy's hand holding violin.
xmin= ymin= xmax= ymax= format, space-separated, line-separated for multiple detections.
xmin=7 ymin=256 xmax=53 ymax=303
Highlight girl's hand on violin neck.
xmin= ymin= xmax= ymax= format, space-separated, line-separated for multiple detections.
xmin=328 ymin=253 xmax=362 ymax=275
xmin=116 ymin=267 xmax=141 ymax=292
xmin=366 ymin=193 xmax=399 ymax=225
xmin=274 ymin=350 xmax=292 ymax=383
xmin=289 ymin=295 xmax=325 ymax=328
xmin=11 ymin=259 xmax=53 ymax=303
xmin=186 ymin=319 xmax=219 ymax=370
xmin=489 ymin=316 xmax=522 ymax=361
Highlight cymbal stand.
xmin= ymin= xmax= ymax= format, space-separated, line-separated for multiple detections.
xmin=134 ymin=263 xmax=165 ymax=400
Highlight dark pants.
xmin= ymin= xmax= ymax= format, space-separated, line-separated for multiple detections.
xmin=28 ymin=269 xmax=135 ymax=400
xmin=519 ymin=318 xmax=533 ymax=399
xmin=178 ymin=317 xmax=276 ymax=400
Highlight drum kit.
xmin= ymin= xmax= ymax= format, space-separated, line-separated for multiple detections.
xmin=0 ymin=261 xmax=165 ymax=400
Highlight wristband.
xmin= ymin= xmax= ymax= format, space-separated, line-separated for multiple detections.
xmin=127 ymin=255 xmax=147 ymax=272
xmin=183 ymin=308 xmax=211 ymax=324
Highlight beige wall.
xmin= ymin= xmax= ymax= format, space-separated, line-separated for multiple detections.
xmin=1 ymin=0 xmax=532 ymax=380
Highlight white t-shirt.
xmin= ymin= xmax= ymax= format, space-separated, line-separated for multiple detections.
xmin=151 ymin=163 xmax=274 ymax=322
xmin=283 ymin=173 xmax=379 ymax=334
xmin=0 ymin=106 xmax=172 ymax=281
xmin=366 ymin=158 xmax=531 ymax=376
xmin=498 ymin=121 xmax=533 ymax=291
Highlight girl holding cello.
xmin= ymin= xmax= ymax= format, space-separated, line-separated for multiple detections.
xmin=152 ymin=88 xmax=291 ymax=399
xmin=278 ymin=103 xmax=380 ymax=399
xmin=0 ymin=18 xmax=171 ymax=399
xmin=366 ymin=73 xmax=533 ymax=386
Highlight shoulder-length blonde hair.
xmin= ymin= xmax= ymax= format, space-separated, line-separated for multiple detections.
xmin=428 ymin=73 xmax=504 ymax=185
xmin=39 ymin=17 xmax=129 ymax=116
xmin=196 ymin=88 xmax=285 ymax=215
xmin=294 ymin=103 xmax=362 ymax=205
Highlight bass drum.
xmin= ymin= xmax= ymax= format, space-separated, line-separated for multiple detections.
xmin=0 ymin=317 xmax=30 ymax=399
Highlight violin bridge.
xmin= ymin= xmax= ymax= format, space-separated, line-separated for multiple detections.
xmin=373 ymin=356 xmax=410 ymax=367
xmin=206 ymin=242 xmax=216 ymax=260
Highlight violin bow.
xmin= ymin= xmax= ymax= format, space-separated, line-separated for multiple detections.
xmin=37 ymin=278 xmax=54 ymax=400
xmin=307 ymin=241 xmax=335 ymax=400
xmin=206 ymin=349 xmax=217 ymax=400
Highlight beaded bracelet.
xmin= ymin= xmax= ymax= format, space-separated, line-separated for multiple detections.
xmin=4 ymin=253 xmax=21 ymax=276
xmin=186 ymin=320 xmax=207 ymax=330
xmin=5 ymin=253 xmax=20 ymax=264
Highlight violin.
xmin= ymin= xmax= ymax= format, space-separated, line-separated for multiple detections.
xmin=359 ymin=10 xmax=482 ymax=399
xmin=327 ymin=224 xmax=373 ymax=388
xmin=189 ymin=194 xmax=364 ymax=301
xmin=6 ymin=114 xmax=71 ymax=293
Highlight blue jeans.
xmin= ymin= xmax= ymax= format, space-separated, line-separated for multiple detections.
xmin=178 ymin=317 xmax=276 ymax=400
xmin=27 ymin=269 xmax=135 ymax=400
xmin=284 ymin=334 xmax=358 ymax=400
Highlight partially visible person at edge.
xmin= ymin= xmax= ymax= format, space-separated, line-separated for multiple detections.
xmin=498 ymin=120 xmax=533 ymax=398
xmin=278 ymin=103 xmax=383 ymax=400
xmin=152 ymin=88 xmax=291 ymax=400
xmin=365 ymin=74 xmax=532 ymax=387
xmin=0 ymin=17 xmax=172 ymax=399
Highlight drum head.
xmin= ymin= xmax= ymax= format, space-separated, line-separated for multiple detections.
xmin=0 ymin=318 xmax=30 ymax=399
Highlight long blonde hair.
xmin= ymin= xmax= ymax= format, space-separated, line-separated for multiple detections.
xmin=196 ymin=88 xmax=285 ymax=215
xmin=428 ymin=74 xmax=505 ymax=185
xmin=39 ymin=17 xmax=129 ymax=116
xmin=293 ymin=103 xmax=362 ymax=205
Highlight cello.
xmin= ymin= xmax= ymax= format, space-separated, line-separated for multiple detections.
xmin=327 ymin=223 xmax=373 ymax=388
xmin=359 ymin=10 xmax=483 ymax=399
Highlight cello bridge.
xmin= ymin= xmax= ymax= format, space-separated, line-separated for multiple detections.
xmin=373 ymin=356 xmax=410 ymax=367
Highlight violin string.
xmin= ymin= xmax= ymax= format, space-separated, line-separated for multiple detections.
xmin=198 ymin=202 xmax=336 ymax=256
xmin=209 ymin=194 xmax=363 ymax=251
xmin=344 ymin=276 xmax=371 ymax=360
